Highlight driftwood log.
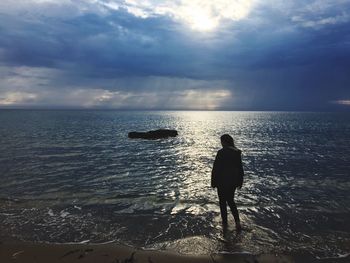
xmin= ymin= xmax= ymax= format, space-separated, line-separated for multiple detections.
xmin=128 ymin=129 xmax=178 ymax=139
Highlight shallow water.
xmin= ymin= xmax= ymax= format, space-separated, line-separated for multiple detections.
xmin=0 ymin=110 xmax=349 ymax=257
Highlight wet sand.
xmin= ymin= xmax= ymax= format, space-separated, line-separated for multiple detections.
xmin=2 ymin=241 xmax=349 ymax=263
xmin=0 ymin=241 xmax=297 ymax=263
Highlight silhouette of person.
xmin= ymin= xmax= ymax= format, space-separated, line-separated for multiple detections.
xmin=211 ymin=134 xmax=244 ymax=231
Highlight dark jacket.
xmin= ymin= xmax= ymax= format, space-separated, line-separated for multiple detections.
xmin=211 ymin=146 xmax=244 ymax=189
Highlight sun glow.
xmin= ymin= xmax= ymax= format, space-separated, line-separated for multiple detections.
xmin=177 ymin=0 xmax=254 ymax=32
xmin=179 ymin=5 xmax=219 ymax=31
xmin=117 ymin=0 xmax=255 ymax=32
xmin=189 ymin=12 xmax=218 ymax=31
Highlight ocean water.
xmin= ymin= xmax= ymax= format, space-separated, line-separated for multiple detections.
xmin=0 ymin=110 xmax=349 ymax=258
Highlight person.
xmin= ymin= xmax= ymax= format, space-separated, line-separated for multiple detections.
xmin=211 ymin=134 xmax=244 ymax=231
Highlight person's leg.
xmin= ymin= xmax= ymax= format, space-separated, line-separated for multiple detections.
xmin=226 ymin=188 xmax=241 ymax=230
xmin=217 ymin=188 xmax=228 ymax=225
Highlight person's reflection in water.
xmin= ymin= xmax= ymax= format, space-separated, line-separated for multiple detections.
xmin=211 ymin=134 xmax=244 ymax=231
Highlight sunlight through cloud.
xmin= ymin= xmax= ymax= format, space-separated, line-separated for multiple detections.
xmin=0 ymin=86 xmax=232 ymax=110
xmin=0 ymin=91 xmax=37 ymax=105
xmin=176 ymin=0 xmax=254 ymax=31
xmin=118 ymin=0 xmax=255 ymax=31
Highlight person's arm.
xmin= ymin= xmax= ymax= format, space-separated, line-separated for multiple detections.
xmin=237 ymin=152 xmax=244 ymax=188
xmin=211 ymin=151 xmax=221 ymax=188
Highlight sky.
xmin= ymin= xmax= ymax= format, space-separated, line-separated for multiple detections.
xmin=0 ymin=0 xmax=350 ymax=110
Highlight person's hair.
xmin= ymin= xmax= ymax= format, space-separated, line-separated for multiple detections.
xmin=221 ymin=134 xmax=234 ymax=147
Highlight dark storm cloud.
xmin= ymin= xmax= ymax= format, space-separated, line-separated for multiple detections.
xmin=0 ymin=0 xmax=349 ymax=110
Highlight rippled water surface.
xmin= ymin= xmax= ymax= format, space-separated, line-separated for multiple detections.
xmin=0 ymin=110 xmax=349 ymax=257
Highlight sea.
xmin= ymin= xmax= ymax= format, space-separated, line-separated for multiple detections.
xmin=0 ymin=110 xmax=349 ymax=258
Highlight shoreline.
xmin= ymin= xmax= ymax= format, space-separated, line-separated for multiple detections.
xmin=0 ymin=241 xmax=288 ymax=263
xmin=1 ymin=241 xmax=349 ymax=263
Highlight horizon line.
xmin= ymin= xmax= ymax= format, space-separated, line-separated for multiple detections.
xmin=0 ymin=107 xmax=349 ymax=113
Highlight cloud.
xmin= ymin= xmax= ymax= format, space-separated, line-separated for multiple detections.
xmin=0 ymin=0 xmax=256 ymax=31
xmin=331 ymin=100 xmax=350 ymax=106
xmin=285 ymin=0 xmax=350 ymax=29
xmin=292 ymin=13 xmax=350 ymax=29
xmin=118 ymin=0 xmax=256 ymax=31
xmin=163 ymin=89 xmax=232 ymax=110
xmin=0 ymin=91 xmax=38 ymax=105
xmin=0 ymin=85 xmax=233 ymax=110
xmin=0 ymin=65 xmax=234 ymax=109
xmin=0 ymin=0 xmax=349 ymax=110
xmin=0 ymin=0 xmax=106 ymax=17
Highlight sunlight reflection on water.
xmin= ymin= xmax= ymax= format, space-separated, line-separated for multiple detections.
xmin=0 ymin=110 xmax=350 ymax=257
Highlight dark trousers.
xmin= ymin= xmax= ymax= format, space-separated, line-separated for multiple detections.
xmin=217 ymin=187 xmax=240 ymax=224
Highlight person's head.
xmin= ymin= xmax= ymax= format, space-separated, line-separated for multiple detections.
xmin=220 ymin=134 xmax=234 ymax=147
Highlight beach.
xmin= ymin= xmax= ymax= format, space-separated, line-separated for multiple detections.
xmin=2 ymin=241 xmax=350 ymax=263
xmin=0 ymin=241 xmax=302 ymax=263
xmin=1 ymin=0 xmax=350 ymax=259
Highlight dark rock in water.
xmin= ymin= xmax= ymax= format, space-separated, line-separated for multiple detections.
xmin=128 ymin=129 xmax=178 ymax=139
